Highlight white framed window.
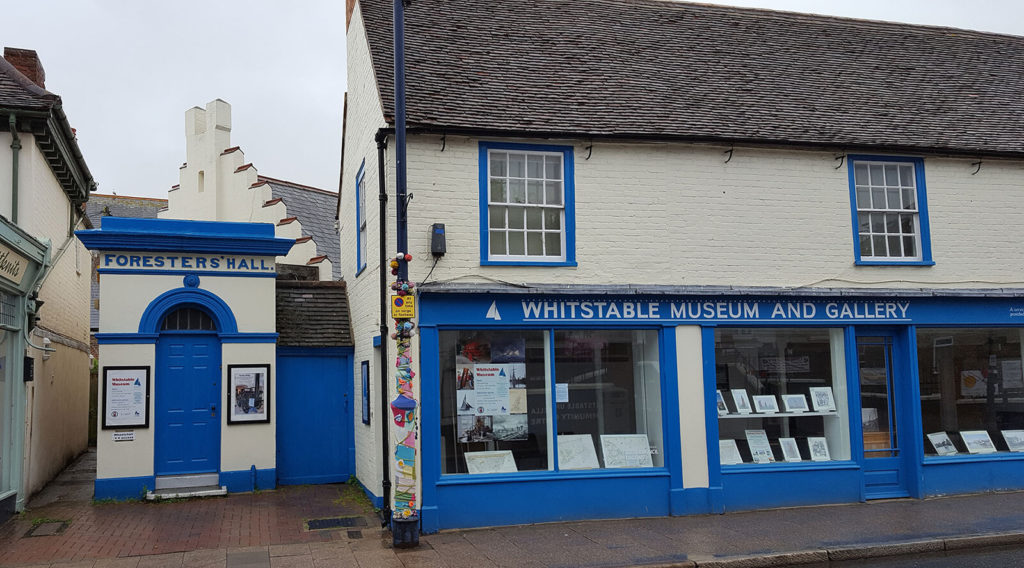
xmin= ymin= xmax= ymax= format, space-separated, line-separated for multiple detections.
xmin=849 ymin=156 xmax=932 ymax=265
xmin=480 ymin=142 xmax=575 ymax=266
xmin=356 ymin=161 xmax=367 ymax=274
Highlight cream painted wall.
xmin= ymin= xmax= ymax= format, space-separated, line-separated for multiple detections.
xmin=95 ymin=344 xmax=156 ymax=479
xmin=221 ymin=343 xmax=276 ymax=471
xmin=675 ymin=326 xmax=709 ymax=489
xmin=341 ymin=2 xmax=392 ymax=499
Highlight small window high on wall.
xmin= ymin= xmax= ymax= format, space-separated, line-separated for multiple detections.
xmin=161 ymin=307 xmax=215 ymax=331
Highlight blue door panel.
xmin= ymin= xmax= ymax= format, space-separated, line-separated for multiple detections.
xmin=276 ymin=349 xmax=353 ymax=485
xmin=156 ymin=334 xmax=221 ymax=475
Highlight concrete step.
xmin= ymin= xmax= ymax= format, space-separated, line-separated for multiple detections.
xmin=154 ymin=473 xmax=219 ymax=489
xmin=145 ymin=485 xmax=227 ymax=501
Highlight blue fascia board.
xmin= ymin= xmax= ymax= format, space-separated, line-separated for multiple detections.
xmin=76 ymin=217 xmax=294 ymax=256
xmin=95 ymin=333 xmax=159 ymax=345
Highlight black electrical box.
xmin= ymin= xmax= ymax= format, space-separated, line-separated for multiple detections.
xmin=23 ymin=355 xmax=34 ymax=382
xmin=431 ymin=223 xmax=446 ymax=256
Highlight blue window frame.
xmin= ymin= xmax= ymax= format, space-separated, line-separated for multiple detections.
xmin=479 ymin=141 xmax=576 ymax=266
xmin=847 ymin=155 xmax=933 ymax=266
xmin=355 ymin=160 xmax=367 ymax=275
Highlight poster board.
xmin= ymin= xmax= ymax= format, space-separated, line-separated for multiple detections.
xmin=600 ymin=434 xmax=654 ymax=468
xmin=102 ymin=366 xmax=150 ymax=429
xmin=558 ymin=434 xmax=600 ymax=470
xmin=227 ymin=364 xmax=271 ymax=424
xmin=464 ymin=450 xmax=518 ymax=474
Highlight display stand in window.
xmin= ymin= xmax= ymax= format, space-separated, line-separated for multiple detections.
xmin=716 ymin=328 xmax=850 ymax=466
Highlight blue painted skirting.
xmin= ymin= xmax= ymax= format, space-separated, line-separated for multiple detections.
xmin=720 ymin=464 xmax=862 ymax=511
xmin=95 ymin=475 xmax=156 ymax=500
xmin=278 ymin=473 xmax=349 ymax=486
xmin=221 ymin=468 xmax=276 ymax=492
xmin=357 ymin=478 xmax=384 ymax=510
xmin=923 ymin=456 xmax=1024 ymax=496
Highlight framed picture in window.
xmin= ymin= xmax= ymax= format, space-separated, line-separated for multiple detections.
xmin=926 ymin=431 xmax=957 ymax=456
xmin=716 ymin=390 xmax=729 ymax=416
xmin=809 ymin=387 xmax=836 ymax=412
xmin=960 ymin=430 xmax=997 ymax=454
xmin=753 ymin=395 xmax=780 ymax=414
xmin=779 ymin=437 xmax=802 ymax=462
xmin=361 ymin=360 xmax=371 ymax=425
xmin=1002 ymin=430 xmax=1024 ymax=452
xmin=719 ymin=439 xmax=743 ymax=465
xmin=227 ymin=364 xmax=270 ymax=424
xmin=102 ymin=366 xmax=150 ymax=429
xmin=731 ymin=389 xmax=752 ymax=414
xmin=808 ymin=437 xmax=831 ymax=461
xmin=745 ymin=429 xmax=774 ymax=463
xmin=781 ymin=394 xmax=809 ymax=413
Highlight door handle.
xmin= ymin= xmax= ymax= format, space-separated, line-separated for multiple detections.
xmin=211 ymin=405 xmax=217 ymax=417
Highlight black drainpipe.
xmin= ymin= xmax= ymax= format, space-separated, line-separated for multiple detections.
xmin=375 ymin=130 xmax=392 ymax=525
xmin=8 ymin=114 xmax=20 ymax=224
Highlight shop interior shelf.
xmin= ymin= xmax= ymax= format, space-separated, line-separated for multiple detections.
xmin=719 ymin=411 xmax=839 ymax=419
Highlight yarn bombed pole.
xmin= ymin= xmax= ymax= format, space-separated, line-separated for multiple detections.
xmin=389 ymin=252 xmax=418 ymax=547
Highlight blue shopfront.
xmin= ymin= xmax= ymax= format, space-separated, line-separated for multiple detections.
xmin=417 ymin=287 xmax=1024 ymax=532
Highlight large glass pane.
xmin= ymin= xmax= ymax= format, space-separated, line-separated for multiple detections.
xmin=917 ymin=328 xmax=1024 ymax=457
xmin=440 ymin=330 xmax=549 ymax=474
xmin=554 ymin=330 xmax=663 ymax=469
xmin=716 ymin=328 xmax=849 ymax=465
xmin=858 ymin=337 xmax=897 ymax=458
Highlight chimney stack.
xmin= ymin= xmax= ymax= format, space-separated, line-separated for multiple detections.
xmin=346 ymin=0 xmax=357 ymax=29
xmin=3 ymin=47 xmax=46 ymax=88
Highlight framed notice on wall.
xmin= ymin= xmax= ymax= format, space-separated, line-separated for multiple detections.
xmin=102 ymin=366 xmax=150 ymax=429
xmin=227 ymin=364 xmax=270 ymax=424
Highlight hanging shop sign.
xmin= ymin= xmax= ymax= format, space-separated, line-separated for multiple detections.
xmin=102 ymin=366 xmax=150 ymax=429
xmin=0 ymin=242 xmax=29 ymax=287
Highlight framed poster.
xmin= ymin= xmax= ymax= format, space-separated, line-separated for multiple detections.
xmin=745 ymin=429 xmax=774 ymax=463
xmin=779 ymin=437 xmax=802 ymax=462
xmin=731 ymin=389 xmax=752 ymax=414
xmin=808 ymin=437 xmax=831 ymax=461
xmin=960 ymin=430 xmax=997 ymax=454
xmin=809 ymin=387 xmax=836 ymax=412
xmin=227 ymin=364 xmax=270 ymax=424
xmin=600 ymin=434 xmax=654 ymax=468
xmin=1003 ymin=430 xmax=1024 ymax=452
xmin=716 ymin=390 xmax=729 ymax=416
xmin=558 ymin=434 xmax=600 ymax=470
xmin=781 ymin=394 xmax=809 ymax=413
xmin=102 ymin=366 xmax=150 ymax=429
xmin=719 ymin=439 xmax=743 ymax=465
xmin=927 ymin=431 xmax=958 ymax=456
xmin=464 ymin=450 xmax=518 ymax=474
xmin=361 ymin=360 xmax=370 ymax=425
xmin=753 ymin=395 xmax=780 ymax=414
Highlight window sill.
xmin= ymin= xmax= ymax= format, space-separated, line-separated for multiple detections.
xmin=924 ymin=452 xmax=1024 ymax=464
xmin=481 ymin=259 xmax=577 ymax=267
xmin=722 ymin=460 xmax=859 ymax=473
xmin=855 ymin=259 xmax=935 ymax=267
xmin=437 ymin=467 xmax=669 ymax=485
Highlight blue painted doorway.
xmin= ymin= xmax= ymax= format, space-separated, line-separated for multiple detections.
xmin=856 ymin=329 xmax=913 ymax=499
xmin=155 ymin=333 xmax=221 ymax=475
xmin=276 ymin=347 xmax=354 ymax=485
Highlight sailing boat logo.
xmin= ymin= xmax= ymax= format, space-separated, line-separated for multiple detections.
xmin=486 ymin=301 xmax=501 ymax=320
xmin=459 ymin=394 xmax=473 ymax=412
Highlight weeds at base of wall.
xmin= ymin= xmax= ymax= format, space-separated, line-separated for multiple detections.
xmin=31 ymin=517 xmax=69 ymax=527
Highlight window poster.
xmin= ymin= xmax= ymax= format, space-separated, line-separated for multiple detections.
xmin=454 ymin=335 xmax=530 ymax=443
xmin=960 ymin=370 xmax=987 ymax=398
xmin=1002 ymin=360 xmax=1024 ymax=390
xmin=102 ymin=366 xmax=150 ymax=429
xmin=227 ymin=364 xmax=270 ymax=424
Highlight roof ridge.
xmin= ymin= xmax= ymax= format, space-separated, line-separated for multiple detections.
xmin=0 ymin=55 xmax=56 ymax=101
xmin=90 ymin=193 xmax=169 ymax=203
xmin=257 ymin=175 xmax=337 ymax=196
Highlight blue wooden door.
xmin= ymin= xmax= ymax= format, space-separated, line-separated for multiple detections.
xmin=155 ymin=334 xmax=221 ymax=475
xmin=276 ymin=348 xmax=353 ymax=485
xmin=857 ymin=331 xmax=911 ymax=499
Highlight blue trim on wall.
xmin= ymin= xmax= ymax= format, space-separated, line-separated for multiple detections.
xmin=95 ymin=333 xmax=159 ymax=345
xmin=220 ymin=333 xmax=278 ymax=343
xmin=138 ymin=287 xmax=238 ymax=334
xmin=419 ymin=325 xmax=441 ymax=533
xmin=923 ymin=456 xmax=1024 ymax=496
xmin=478 ymin=141 xmax=577 ymax=267
xmin=658 ymin=326 xmax=687 ymax=515
xmin=701 ymin=326 xmax=726 ymax=514
xmin=94 ymin=475 xmax=155 ymax=501
xmin=372 ymin=335 xmax=382 ymax=347
xmin=97 ymin=268 xmax=277 ymax=278
xmin=220 ymin=468 xmax=277 ymax=492
xmin=76 ymin=217 xmax=294 ymax=256
xmin=720 ymin=466 xmax=862 ymax=511
xmin=278 ymin=346 xmax=353 ymax=357
xmin=357 ymin=478 xmax=384 ymax=509
xmin=355 ymin=160 xmax=367 ymax=276
xmin=846 ymin=155 xmax=933 ymax=266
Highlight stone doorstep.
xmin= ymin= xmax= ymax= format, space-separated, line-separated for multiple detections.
xmin=145 ymin=485 xmax=227 ymax=501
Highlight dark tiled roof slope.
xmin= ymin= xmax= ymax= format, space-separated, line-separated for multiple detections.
xmin=85 ymin=195 xmax=167 ymax=330
xmin=359 ymin=0 xmax=1024 ymax=156
xmin=0 ymin=56 xmax=54 ymax=110
xmin=264 ymin=177 xmax=341 ymax=279
xmin=275 ymin=281 xmax=353 ymax=347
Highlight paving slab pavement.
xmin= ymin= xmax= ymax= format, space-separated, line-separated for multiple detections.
xmin=3 ymin=450 xmax=1024 ymax=567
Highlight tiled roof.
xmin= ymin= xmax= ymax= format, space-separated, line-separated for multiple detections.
xmin=275 ymin=281 xmax=353 ymax=347
xmin=85 ymin=194 xmax=168 ymax=330
xmin=262 ymin=176 xmax=340 ymax=279
xmin=0 ymin=55 xmax=55 ymax=111
xmin=359 ymin=0 xmax=1024 ymax=157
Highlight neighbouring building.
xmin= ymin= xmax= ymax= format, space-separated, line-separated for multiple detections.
xmin=341 ymin=0 xmax=1024 ymax=532
xmin=0 ymin=47 xmax=96 ymax=520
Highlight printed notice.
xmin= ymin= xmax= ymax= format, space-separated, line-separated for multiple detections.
xmin=473 ymin=365 xmax=514 ymax=415
xmin=103 ymin=367 xmax=149 ymax=429
xmin=556 ymin=383 xmax=569 ymax=403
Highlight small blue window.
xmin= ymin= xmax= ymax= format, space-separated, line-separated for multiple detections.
xmin=479 ymin=141 xmax=576 ymax=266
xmin=355 ymin=160 xmax=367 ymax=275
xmin=847 ymin=156 xmax=933 ymax=266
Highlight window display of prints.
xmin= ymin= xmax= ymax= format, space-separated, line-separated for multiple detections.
xmin=753 ymin=395 xmax=779 ymax=414
xmin=808 ymin=387 xmax=836 ymax=412
xmin=227 ymin=364 xmax=270 ymax=424
xmin=492 ymin=415 xmax=528 ymax=441
xmin=731 ymin=389 xmax=752 ymax=414
xmin=926 ymin=431 xmax=958 ymax=456
xmin=719 ymin=439 xmax=743 ymax=465
xmin=455 ymin=335 xmax=529 ymax=446
xmin=745 ymin=429 xmax=774 ymax=463
xmin=779 ymin=437 xmax=802 ymax=461
xmin=458 ymin=415 xmax=495 ymax=442
xmin=808 ymin=436 xmax=831 ymax=461
xmin=1002 ymin=430 xmax=1024 ymax=452
xmin=102 ymin=366 xmax=150 ymax=429
xmin=600 ymin=434 xmax=654 ymax=468
xmin=464 ymin=450 xmax=518 ymax=474
xmin=781 ymin=394 xmax=809 ymax=413
xmin=717 ymin=390 xmax=729 ymax=416
xmin=558 ymin=434 xmax=600 ymax=469
xmin=960 ymin=430 xmax=997 ymax=454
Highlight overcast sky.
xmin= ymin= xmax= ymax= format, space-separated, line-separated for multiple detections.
xmin=4 ymin=1 xmax=1022 ymax=199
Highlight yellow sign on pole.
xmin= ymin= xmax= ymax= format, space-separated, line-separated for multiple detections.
xmin=391 ymin=295 xmax=416 ymax=319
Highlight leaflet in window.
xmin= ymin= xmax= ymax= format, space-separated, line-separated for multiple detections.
xmin=716 ymin=390 xmax=729 ymax=416
xmin=779 ymin=437 xmax=802 ymax=462
xmin=600 ymin=434 xmax=654 ymax=468
xmin=745 ymin=430 xmax=774 ymax=463
xmin=464 ymin=450 xmax=518 ymax=474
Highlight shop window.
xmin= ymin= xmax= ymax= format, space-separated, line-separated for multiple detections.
xmin=479 ymin=142 xmax=576 ymax=266
xmin=917 ymin=328 xmax=1024 ymax=457
xmin=848 ymin=156 xmax=933 ymax=266
xmin=439 ymin=329 xmax=662 ymax=474
xmin=716 ymin=328 xmax=850 ymax=465
xmin=160 ymin=307 xmax=215 ymax=331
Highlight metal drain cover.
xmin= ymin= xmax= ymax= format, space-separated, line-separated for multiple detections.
xmin=305 ymin=516 xmax=368 ymax=530
xmin=25 ymin=521 xmax=69 ymax=537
